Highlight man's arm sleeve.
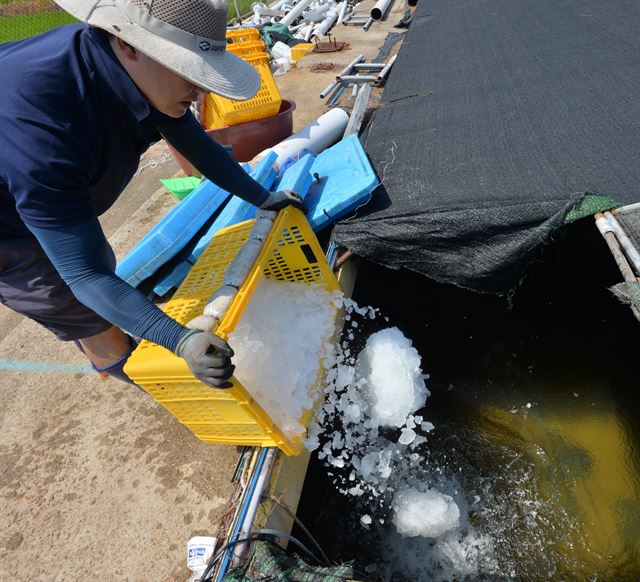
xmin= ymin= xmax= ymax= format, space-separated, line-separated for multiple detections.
xmin=27 ymin=217 xmax=189 ymax=352
xmin=157 ymin=111 xmax=270 ymax=206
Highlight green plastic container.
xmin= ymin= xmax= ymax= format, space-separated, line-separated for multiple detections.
xmin=161 ymin=176 xmax=202 ymax=201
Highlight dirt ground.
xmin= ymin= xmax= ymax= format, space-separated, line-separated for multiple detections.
xmin=0 ymin=4 xmax=406 ymax=580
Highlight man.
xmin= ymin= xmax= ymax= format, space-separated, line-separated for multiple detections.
xmin=0 ymin=0 xmax=303 ymax=387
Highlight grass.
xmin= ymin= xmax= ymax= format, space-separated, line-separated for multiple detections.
xmin=0 ymin=11 xmax=76 ymax=43
xmin=227 ymin=0 xmax=256 ymax=22
xmin=0 ymin=2 xmax=257 ymax=45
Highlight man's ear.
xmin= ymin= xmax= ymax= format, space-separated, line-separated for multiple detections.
xmin=111 ymin=35 xmax=139 ymax=61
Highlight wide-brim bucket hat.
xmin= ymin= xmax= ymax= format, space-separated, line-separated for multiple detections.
xmin=53 ymin=0 xmax=261 ymax=100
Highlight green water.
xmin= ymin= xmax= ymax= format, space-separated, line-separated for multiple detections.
xmin=296 ymin=221 xmax=640 ymax=580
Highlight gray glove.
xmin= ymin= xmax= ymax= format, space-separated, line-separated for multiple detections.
xmin=175 ymin=329 xmax=235 ymax=388
xmin=259 ymin=189 xmax=306 ymax=212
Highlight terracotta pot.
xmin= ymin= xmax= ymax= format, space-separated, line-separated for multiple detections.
xmin=169 ymin=99 xmax=296 ymax=174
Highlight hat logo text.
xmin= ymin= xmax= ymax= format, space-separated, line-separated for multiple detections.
xmin=199 ymin=41 xmax=211 ymax=51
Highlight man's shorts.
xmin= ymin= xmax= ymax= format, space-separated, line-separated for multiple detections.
xmin=0 ymin=236 xmax=112 ymax=341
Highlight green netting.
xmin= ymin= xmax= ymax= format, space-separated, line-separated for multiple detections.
xmin=0 ymin=1 xmax=77 ymax=43
xmin=564 ymin=192 xmax=622 ymax=224
xmin=223 ymin=540 xmax=355 ymax=582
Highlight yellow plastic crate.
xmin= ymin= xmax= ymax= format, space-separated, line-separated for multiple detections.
xmin=204 ymin=53 xmax=282 ymax=128
xmin=226 ymin=27 xmax=261 ymax=43
xmin=124 ymin=208 xmax=341 ymax=456
xmin=227 ymin=39 xmax=267 ymax=57
xmin=291 ymin=43 xmax=314 ymax=61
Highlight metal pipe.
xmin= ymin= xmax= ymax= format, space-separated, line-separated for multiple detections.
xmin=353 ymin=63 xmax=385 ymax=71
xmin=604 ymin=211 xmax=640 ymax=274
xmin=215 ymin=448 xmax=269 ymax=581
xmin=363 ymin=16 xmax=374 ymax=30
xmin=334 ymin=249 xmax=353 ymax=270
xmin=351 ymin=83 xmax=359 ymax=97
xmin=374 ymin=53 xmax=397 ymax=85
xmin=231 ymin=448 xmax=277 ymax=565
xmin=335 ymin=54 xmax=365 ymax=80
xmin=595 ymin=213 xmax=637 ymax=282
xmin=370 ymin=0 xmax=393 ymax=20
xmin=320 ymin=79 xmax=340 ymax=99
xmin=327 ymin=84 xmax=345 ymax=106
xmin=339 ymin=74 xmax=377 ymax=84
xmin=280 ymin=0 xmax=313 ymax=27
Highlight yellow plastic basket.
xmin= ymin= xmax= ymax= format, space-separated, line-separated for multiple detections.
xmin=227 ymin=39 xmax=267 ymax=57
xmin=226 ymin=27 xmax=261 ymax=43
xmin=203 ymin=53 xmax=282 ymax=129
xmin=124 ymin=208 xmax=341 ymax=456
xmin=291 ymin=43 xmax=314 ymax=61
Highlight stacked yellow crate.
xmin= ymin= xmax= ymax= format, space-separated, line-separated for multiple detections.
xmin=201 ymin=28 xmax=283 ymax=129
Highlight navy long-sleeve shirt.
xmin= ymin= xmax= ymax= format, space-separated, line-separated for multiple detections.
xmin=0 ymin=24 xmax=270 ymax=351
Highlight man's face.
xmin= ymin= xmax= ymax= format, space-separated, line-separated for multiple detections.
xmin=111 ymin=36 xmax=208 ymax=118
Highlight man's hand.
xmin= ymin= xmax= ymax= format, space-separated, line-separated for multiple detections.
xmin=175 ymin=329 xmax=235 ymax=388
xmin=259 ymin=189 xmax=306 ymax=212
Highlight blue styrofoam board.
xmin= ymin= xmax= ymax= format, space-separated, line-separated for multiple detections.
xmin=151 ymin=137 xmax=378 ymax=295
xmin=187 ymin=152 xmax=278 ymax=264
xmin=152 ymin=153 xmax=278 ymax=297
xmin=304 ymin=134 xmax=378 ymax=232
xmin=151 ymin=261 xmax=192 ymax=299
xmin=272 ymin=154 xmax=316 ymax=199
xmin=115 ymin=179 xmax=232 ymax=287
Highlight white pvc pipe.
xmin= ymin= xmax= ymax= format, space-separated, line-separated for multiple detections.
xmin=253 ymin=2 xmax=284 ymax=17
xmin=294 ymin=23 xmax=313 ymax=39
xmin=303 ymin=2 xmax=332 ymax=21
xmin=336 ymin=0 xmax=348 ymax=25
xmin=280 ymin=0 xmax=314 ymax=27
xmin=313 ymin=4 xmax=339 ymax=37
xmin=371 ymin=0 xmax=392 ymax=20
xmin=256 ymin=108 xmax=350 ymax=168
xmin=304 ymin=23 xmax=314 ymax=41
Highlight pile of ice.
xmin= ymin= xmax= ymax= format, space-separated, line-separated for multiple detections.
xmin=228 ymin=277 xmax=341 ymax=438
xmin=357 ymin=327 xmax=429 ymax=428
xmin=392 ymin=487 xmax=460 ymax=538
xmin=306 ymin=301 xmax=438 ymax=508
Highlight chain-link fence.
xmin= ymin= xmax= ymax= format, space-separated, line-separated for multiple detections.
xmin=0 ymin=0 xmax=76 ymax=43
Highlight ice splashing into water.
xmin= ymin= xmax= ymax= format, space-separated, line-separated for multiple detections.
xmin=233 ymin=282 xmax=500 ymax=577
xmin=305 ymin=299 xmax=503 ymax=578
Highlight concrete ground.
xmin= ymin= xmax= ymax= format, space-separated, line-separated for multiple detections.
xmin=0 ymin=4 xmax=406 ymax=580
